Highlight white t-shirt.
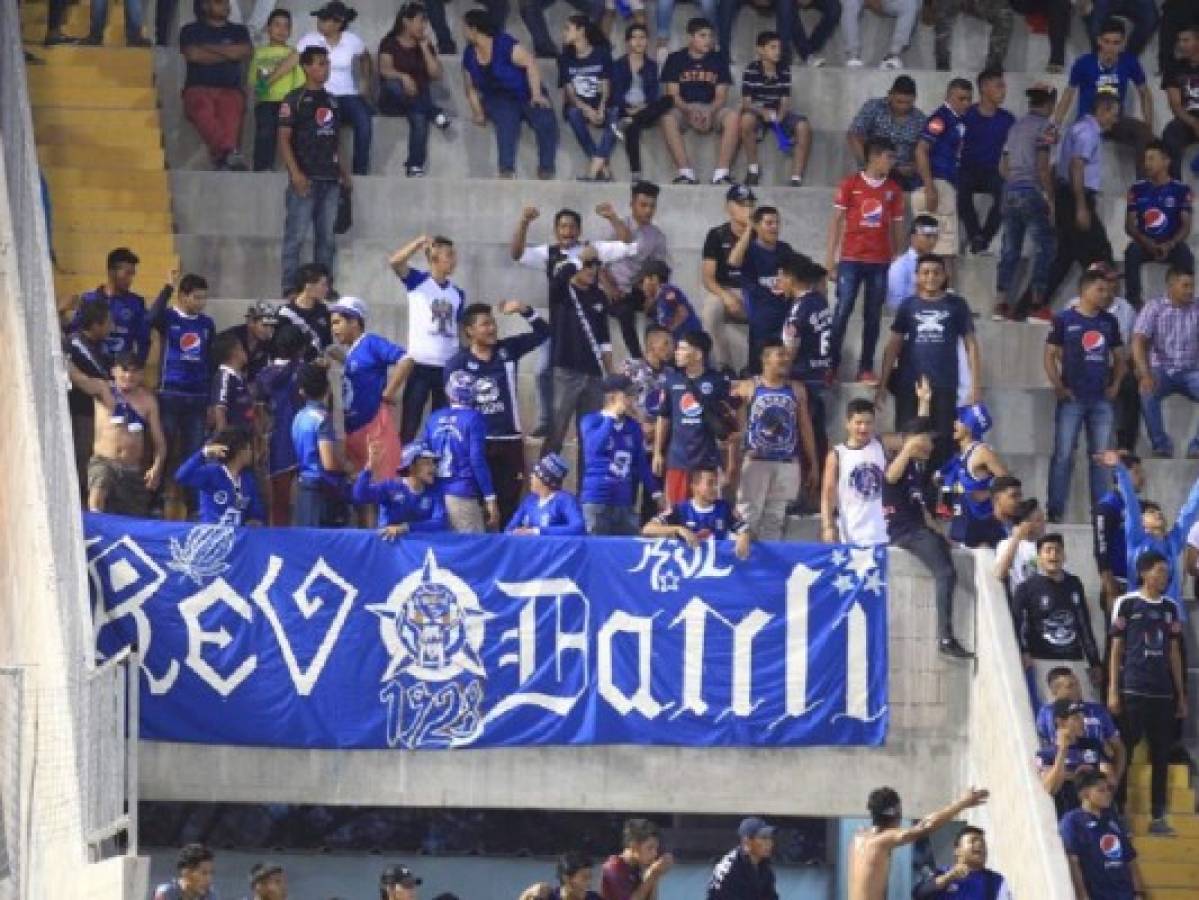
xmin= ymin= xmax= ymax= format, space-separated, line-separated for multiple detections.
xmin=400 ymin=267 xmax=467 ymax=367
xmin=997 ymin=536 xmax=1039 ymax=591
xmin=1186 ymin=521 xmax=1199 ymax=551
xmin=517 ymin=240 xmax=639 ymax=270
xmin=296 ymin=30 xmax=366 ymax=97
xmin=834 ymin=438 xmax=888 ymax=545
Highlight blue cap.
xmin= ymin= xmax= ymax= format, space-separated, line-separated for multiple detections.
xmin=400 ymin=442 xmax=439 ymax=472
xmin=446 ymin=370 xmax=476 ymax=406
xmin=330 ymin=296 xmax=367 ymax=322
xmin=738 ymin=817 xmax=775 ymax=839
xmin=532 ymin=453 xmax=569 ymax=489
xmin=956 ymin=403 xmax=992 ymax=440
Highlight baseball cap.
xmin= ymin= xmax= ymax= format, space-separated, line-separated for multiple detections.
xmin=312 ymin=1 xmax=357 ymax=22
xmin=601 ymin=374 xmax=634 ymax=394
xmin=955 ymin=403 xmax=993 ymax=440
xmin=330 ymin=296 xmax=367 ymax=322
xmin=399 ymin=442 xmax=440 ymax=472
xmin=380 ymin=864 xmax=422 ymax=888
xmin=1025 ymin=80 xmax=1058 ymax=99
xmin=446 ymin=370 xmax=476 ymax=406
xmin=246 ymin=300 xmax=279 ymax=324
xmin=738 ymin=817 xmax=776 ymax=840
xmin=726 ymin=183 xmax=756 ymax=205
xmin=250 ymin=863 xmax=284 ymax=886
xmin=1052 ymin=698 xmax=1084 ymax=720
xmin=1087 ymin=261 xmax=1120 ymax=281
xmin=532 ymin=453 xmax=569 ymax=489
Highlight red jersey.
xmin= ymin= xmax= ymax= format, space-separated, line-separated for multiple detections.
xmin=833 ymin=172 xmax=905 ymax=264
xmin=600 ymin=855 xmax=643 ymax=900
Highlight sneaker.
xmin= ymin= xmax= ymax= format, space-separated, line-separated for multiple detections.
xmin=43 ymin=32 xmax=81 ymax=45
xmin=939 ymin=637 xmax=973 ymax=659
xmin=672 ymin=173 xmax=698 ymax=185
xmin=991 ymin=302 xmax=1011 ymax=322
xmin=1027 ymin=306 xmax=1053 ymax=323
xmin=1186 ymin=446 xmax=1199 ymax=460
xmin=712 ymin=174 xmax=733 ymax=185
xmin=80 ymin=32 xmax=103 ymax=45
xmin=879 ymin=55 xmax=902 ymax=70
xmin=529 ymin=425 xmax=548 ymax=439
xmin=630 ymin=170 xmax=643 ymax=182
xmin=790 ymin=176 xmax=802 ymax=187
xmin=1045 ymin=62 xmax=1064 ymax=74
xmin=1148 ymin=818 xmax=1176 ymax=837
xmin=969 ymin=237 xmax=991 ymax=256
xmin=807 ymin=55 xmax=826 ymax=68
xmin=432 ymin=111 xmax=451 ymax=130
xmin=745 ymin=170 xmax=760 ymax=186
xmin=127 ymin=35 xmax=152 ymax=47
xmin=224 ymin=150 xmax=249 ymax=171
xmin=857 ymin=369 xmax=880 ymax=387
xmin=1152 ymin=447 xmax=1174 ymax=458
xmin=406 ymin=165 xmax=426 ymax=177
xmin=846 ymin=57 xmax=864 ymax=68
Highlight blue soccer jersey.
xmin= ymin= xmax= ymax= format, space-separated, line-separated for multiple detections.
xmin=352 ymin=472 xmax=448 ymax=531
xmin=579 ymin=412 xmax=657 ymax=507
xmin=342 ymin=333 xmax=406 ymax=433
xmin=506 ymin=490 xmax=587 ymax=535
xmin=174 ymin=450 xmax=265 ymax=525
xmin=652 ymin=499 xmax=747 ymax=540
xmin=421 ymin=405 xmax=495 ymax=500
xmin=1126 ymin=178 xmax=1192 ymax=243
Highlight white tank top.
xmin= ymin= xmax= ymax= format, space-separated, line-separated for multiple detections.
xmin=835 ymin=438 xmax=888 ymax=545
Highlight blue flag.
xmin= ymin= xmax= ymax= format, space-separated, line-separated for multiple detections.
xmin=86 ymin=514 xmax=889 ymax=750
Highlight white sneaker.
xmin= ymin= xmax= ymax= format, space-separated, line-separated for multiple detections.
xmin=807 ymin=55 xmax=826 ymax=68
xmin=846 ymin=57 xmax=864 ymax=68
xmin=880 ymin=55 xmax=902 ymax=70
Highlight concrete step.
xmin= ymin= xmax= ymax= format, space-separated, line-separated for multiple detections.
xmin=37 ymin=141 xmax=165 ymax=170
xmin=1136 ymin=837 xmax=1199 ymax=864
xmin=1124 ymin=787 xmax=1195 ymax=816
xmin=1132 ymin=814 xmax=1199 ymax=838
xmin=46 ymin=185 xmax=172 ymax=214
xmin=1128 ymin=764 xmax=1191 ymax=791
xmin=1139 ymin=859 xmax=1199 ymax=888
xmin=26 ymin=63 xmax=153 ymax=89
xmin=52 ymin=206 xmax=173 ymax=233
xmin=51 ymin=248 xmax=179 ymax=280
xmin=28 ymin=44 xmax=154 ymax=72
xmin=28 ymin=82 xmax=157 ymax=110
xmin=54 ymin=229 xmax=176 ymax=257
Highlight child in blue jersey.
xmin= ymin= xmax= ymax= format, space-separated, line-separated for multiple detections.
xmin=579 ymin=373 xmax=662 ymax=535
xmin=910 ymin=826 xmax=1012 ymax=900
xmin=150 ymin=273 xmax=216 ymax=517
xmin=71 ymin=247 xmax=155 ymax=362
xmin=329 ymin=297 xmax=412 ymax=482
xmin=291 ymin=363 xmax=350 ymax=527
xmin=506 ymin=453 xmax=586 ymax=536
xmin=644 ymin=468 xmax=752 ymax=559
xmin=253 ymin=324 xmax=309 ymax=526
xmin=422 ymin=370 xmax=499 ymax=533
xmin=1096 ymin=449 xmax=1199 ymax=616
xmin=638 ymin=260 xmax=699 ymax=341
xmin=353 ymin=441 xmax=449 ymax=540
xmin=1060 ymin=771 xmax=1145 ymax=900
xmin=174 ymin=428 xmax=265 ymax=526
xmin=209 ymin=331 xmax=255 ymax=434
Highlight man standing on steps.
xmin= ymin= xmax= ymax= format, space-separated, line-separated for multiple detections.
xmin=279 ymin=45 xmax=351 ymax=297
xmin=179 ymin=0 xmax=253 ymax=171
xmin=848 ymin=786 xmax=988 ymax=900
xmin=444 ymin=301 xmax=550 ymax=524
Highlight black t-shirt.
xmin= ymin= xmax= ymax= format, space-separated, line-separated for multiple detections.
xmin=702 ymin=222 xmax=745 ymax=289
xmin=891 ymin=292 xmax=974 ymax=389
xmin=548 ymin=273 xmax=611 ymax=376
xmin=1162 ymin=58 xmax=1199 ymax=115
xmin=179 ymin=19 xmax=251 ymax=89
xmin=883 ymin=457 xmax=929 ymax=539
xmin=558 ymin=46 xmax=612 ymax=110
xmin=279 ymin=87 xmax=342 ymax=180
xmin=1013 ymin=573 xmax=1101 ymax=665
xmin=65 ymin=334 xmax=111 ymax=417
xmin=661 ymin=48 xmax=731 ymax=105
xmin=279 ymin=300 xmax=332 ymax=358
xmin=224 ymin=323 xmax=271 ymax=383
xmin=1111 ymin=593 xmax=1184 ymax=698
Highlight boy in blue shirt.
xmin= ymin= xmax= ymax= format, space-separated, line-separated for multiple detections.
xmin=1060 ymin=771 xmax=1145 ymax=899
xmin=174 ymin=428 xmax=265 ymax=526
xmin=506 ymin=453 xmax=587 ymax=536
xmin=71 ymin=247 xmax=155 ymax=361
xmin=421 ymin=370 xmax=499 ymax=533
xmin=728 ymin=206 xmax=794 ymax=374
xmin=638 ymin=260 xmax=699 ymax=341
xmin=644 ymin=468 xmax=752 ymax=559
xmin=254 ymin=323 xmax=309 ymax=526
xmin=329 ymin=296 xmax=411 ymax=482
xmin=352 ymin=441 xmax=448 ymax=540
xmin=579 ymin=374 xmax=662 ymax=535
xmin=291 ymin=363 xmax=350 ymax=527
xmin=210 ymin=330 xmax=254 ymax=434
xmin=150 ymin=272 xmax=216 ymax=518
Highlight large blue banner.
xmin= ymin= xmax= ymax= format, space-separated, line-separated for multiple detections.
xmin=85 ymin=513 xmax=889 ymax=749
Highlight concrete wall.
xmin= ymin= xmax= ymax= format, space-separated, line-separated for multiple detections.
xmin=140 ymin=548 xmax=974 ymax=818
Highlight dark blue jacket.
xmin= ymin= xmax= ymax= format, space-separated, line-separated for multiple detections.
xmin=611 ymin=54 xmax=660 ymax=116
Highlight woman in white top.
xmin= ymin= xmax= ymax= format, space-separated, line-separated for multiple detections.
xmin=296 ymin=1 xmax=373 ymax=175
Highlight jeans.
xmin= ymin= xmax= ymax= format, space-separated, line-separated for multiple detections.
xmin=566 ymin=105 xmax=617 ymax=161
xmin=380 ymin=81 xmax=438 ymax=169
xmin=583 ymin=503 xmax=640 ymax=535
xmin=535 ymin=341 xmax=554 ymax=432
xmin=892 ymin=527 xmax=957 ymax=639
xmin=841 ymin=0 xmax=919 ymax=58
xmin=830 ymin=261 xmax=887 ymax=373
xmin=252 ymin=101 xmax=282 ymax=172
xmin=1123 ymin=241 xmax=1195 ymax=308
xmin=657 ymin=0 xmax=718 ymax=44
xmin=1114 ymin=371 xmax=1141 ymax=453
xmin=294 ymin=482 xmax=327 ymax=527
xmin=482 ymin=93 xmax=559 ymax=176
xmin=281 ymin=179 xmax=340 ymax=296
xmin=611 ymin=289 xmax=646 ymax=358
xmin=716 ymin=0 xmax=741 ymax=59
xmin=1162 ymin=118 xmax=1199 ymax=181
xmin=401 ymin=362 xmax=447 ymax=444
xmin=337 ymin=94 xmax=374 ymax=176
xmin=1115 ymin=695 xmax=1177 ymax=819
xmin=622 ymin=96 xmax=673 ymax=174
xmin=957 ymin=165 xmax=1004 ymax=246
xmin=1047 ymin=397 xmax=1113 ymax=520
xmin=545 ymin=368 xmax=603 ymax=458
xmin=1142 ymin=368 xmax=1199 ymax=455
xmin=1088 ymin=0 xmax=1158 ymax=57
xmin=422 ymin=0 xmax=456 ymax=49
xmin=90 ymin=0 xmax=144 ymax=40
xmin=996 ymin=186 xmax=1056 ymax=300
xmin=778 ymin=0 xmax=842 ymax=61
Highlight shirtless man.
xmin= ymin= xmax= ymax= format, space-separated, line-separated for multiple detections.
xmin=81 ymin=352 xmax=166 ymax=516
xmin=849 ymin=785 xmax=989 ymax=900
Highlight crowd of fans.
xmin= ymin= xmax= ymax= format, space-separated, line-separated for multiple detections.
xmin=42 ymin=0 xmax=1199 ymax=898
